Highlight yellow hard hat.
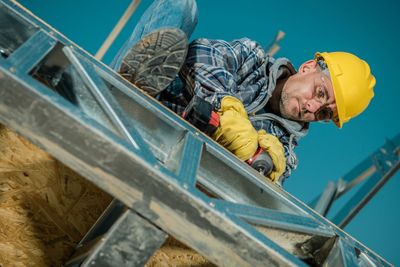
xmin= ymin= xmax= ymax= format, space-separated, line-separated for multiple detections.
xmin=315 ymin=52 xmax=376 ymax=128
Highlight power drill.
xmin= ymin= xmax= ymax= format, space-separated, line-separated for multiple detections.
xmin=246 ymin=147 xmax=273 ymax=176
xmin=183 ymin=96 xmax=274 ymax=175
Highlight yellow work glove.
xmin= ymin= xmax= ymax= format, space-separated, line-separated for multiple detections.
xmin=257 ymin=130 xmax=286 ymax=183
xmin=211 ymin=96 xmax=258 ymax=161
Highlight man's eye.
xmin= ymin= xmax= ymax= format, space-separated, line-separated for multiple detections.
xmin=317 ymin=88 xmax=325 ymax=98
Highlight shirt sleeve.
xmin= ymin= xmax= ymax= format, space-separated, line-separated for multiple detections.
xmin=180 ymin=37 xmax=266 ymax=109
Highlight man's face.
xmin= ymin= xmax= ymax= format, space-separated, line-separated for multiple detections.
xmin=279 ymin=60 xmax=337 ymax=122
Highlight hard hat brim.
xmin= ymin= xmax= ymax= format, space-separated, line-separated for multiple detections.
xmin=315 ymin=52 xmax=345 ymax=128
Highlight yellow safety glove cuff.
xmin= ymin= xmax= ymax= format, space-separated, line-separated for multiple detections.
xmin=212 ymin=96 xmax=258 ymax=161
xmin=257 ymin=129 xmax=286 ymax=183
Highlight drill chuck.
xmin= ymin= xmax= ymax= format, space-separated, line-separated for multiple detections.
xmin=246 ymin=147 xmax=273 ymax=176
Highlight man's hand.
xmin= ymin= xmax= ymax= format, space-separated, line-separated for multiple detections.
xmin=257 ymin=130 xmax=286 ymax=183
xmin=211 ymin=96 xmax=258 ymax=161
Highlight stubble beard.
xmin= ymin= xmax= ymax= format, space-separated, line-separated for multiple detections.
xmin=279 ymin=90 xmax=291 ymax=119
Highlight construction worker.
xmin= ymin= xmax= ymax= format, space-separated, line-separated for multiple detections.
xmin=112 ymin=0 xmax=376 ymax=186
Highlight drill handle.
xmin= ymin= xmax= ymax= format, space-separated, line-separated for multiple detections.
xmin=182 ymin=96 xmax=219 ymax=136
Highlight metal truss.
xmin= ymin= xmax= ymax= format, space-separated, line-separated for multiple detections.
xmin=310 ymin=134 xmax=399 ymax=228
xmin=0 ymin=1 xmax=393 ymax=266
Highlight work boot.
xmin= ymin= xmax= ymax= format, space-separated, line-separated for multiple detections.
xmin=119 ymin=28 xmax=188 ymax=96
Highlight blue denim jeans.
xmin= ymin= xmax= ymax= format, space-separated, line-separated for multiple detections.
xmin=110 ymin=0 xmax=198 ymax=70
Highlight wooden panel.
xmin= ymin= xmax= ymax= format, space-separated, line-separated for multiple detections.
xmin=0 ymin=124 xmax=217 ymax=266
xmin=0 ymin=124 xmax=112 ymax=266
xmin=146 ymin=236 xmax=215 ymax=267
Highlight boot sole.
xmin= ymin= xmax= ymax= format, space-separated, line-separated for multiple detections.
xmin=119 ymin=28 xmax=188 ymax=96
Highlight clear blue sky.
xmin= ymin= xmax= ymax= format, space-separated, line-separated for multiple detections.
xmin=18 ymin=0 xmax=400 ymax=265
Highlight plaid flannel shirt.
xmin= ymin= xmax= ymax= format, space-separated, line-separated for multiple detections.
xmin=159 ymin=37 xmax=309 ymax=183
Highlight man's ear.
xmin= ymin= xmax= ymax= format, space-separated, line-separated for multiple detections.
xmin=298 ymin=60 xmax=318 ymax=74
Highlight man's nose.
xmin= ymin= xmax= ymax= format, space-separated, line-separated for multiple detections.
xmin=305 ymin=99 xmax=322 ymax=113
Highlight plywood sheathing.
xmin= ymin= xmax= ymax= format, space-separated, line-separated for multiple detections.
xmin=0 ymin=124 xmax=112 ymax=266
xmin=0 ymin=124 xmax=216 ymax=266
xmin=145 ymin=236 xmax=215 ymax=267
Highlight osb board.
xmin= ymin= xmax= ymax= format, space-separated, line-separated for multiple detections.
xmin=0 ymin=124 xmax=217 ymax=266
xmin=146 ymin=236 xmax=215 ymax=267
xmin=0 ymin=124 xmax=113 ymax=266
